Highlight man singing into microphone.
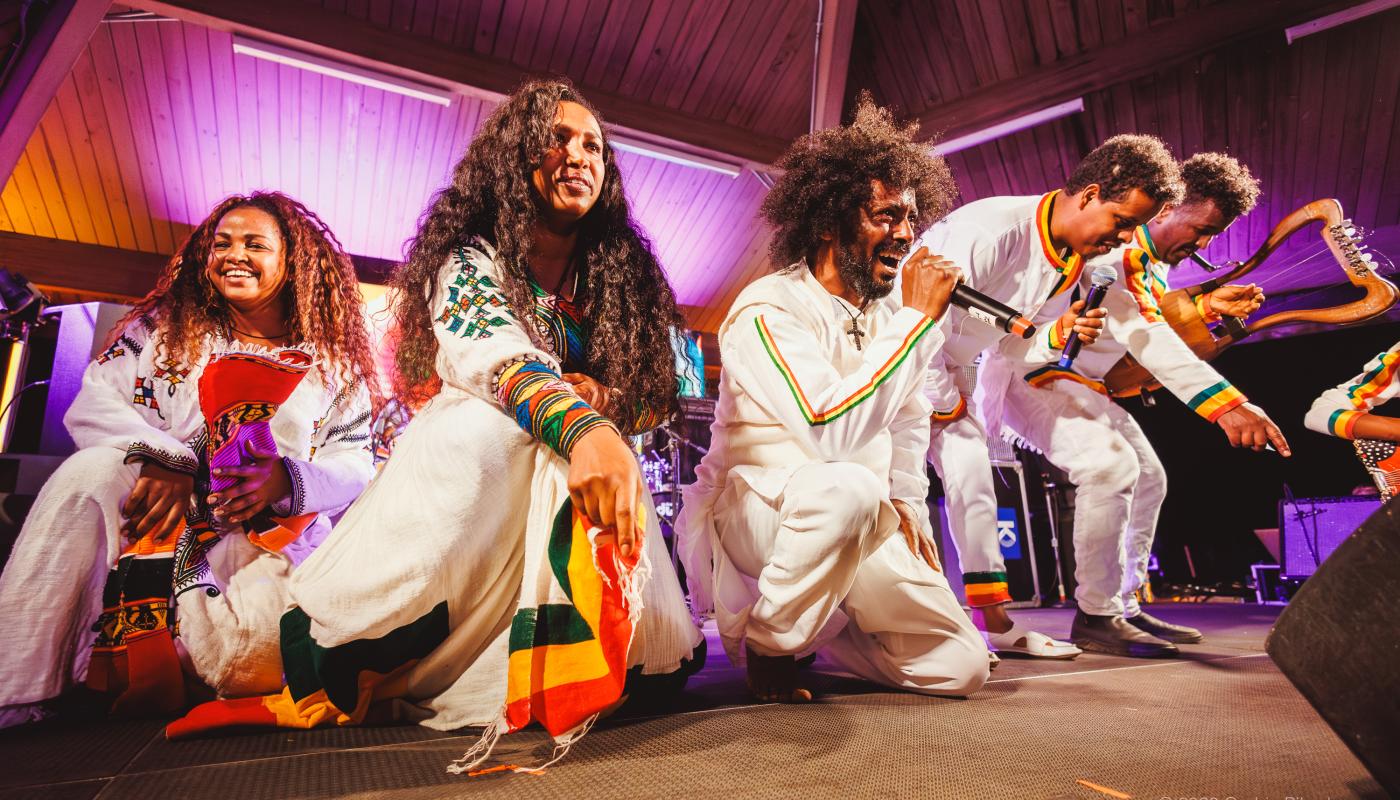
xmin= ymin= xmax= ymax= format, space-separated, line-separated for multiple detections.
xmin=913 ymin=135 xmax=1177 ymax=659
xmin=987 ymin=151 xmax=1291 ymax=657
xmin=676 ymin=97 xmax=989 ymax=703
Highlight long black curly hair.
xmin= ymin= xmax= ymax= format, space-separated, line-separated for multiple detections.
xmin=760 ymin=92 xmax=958 ymax=268
xmin=389 ymin=78 xmax=684 ymax=420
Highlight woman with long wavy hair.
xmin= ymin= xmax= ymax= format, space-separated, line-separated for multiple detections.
xmin=0 ymin=192 xmax=377 ymax=729
xmin=168 ymin=81 xmax=703 ymax=766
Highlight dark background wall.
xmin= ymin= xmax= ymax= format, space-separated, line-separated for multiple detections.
xmin=1125 ymin=320 xmax=1400 ymax=583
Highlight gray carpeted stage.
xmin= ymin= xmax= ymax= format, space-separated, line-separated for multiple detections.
xmin=0 ymin=604 xmax=1385 ymax=799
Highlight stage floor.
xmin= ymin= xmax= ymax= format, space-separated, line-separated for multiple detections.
xmin=0 ymin=604 xmax=1384 ymax=799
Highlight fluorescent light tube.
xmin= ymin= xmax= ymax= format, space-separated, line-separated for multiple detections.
xmin=232 ymin=35 xmax=454 ymax=107
xmin=1286 ymin=0 xmax=1400 ymax=44
xmin=933 ymin=98 xmax=1085 ymax=156
xmin=610 ymin=137 xmax=742 ymax=178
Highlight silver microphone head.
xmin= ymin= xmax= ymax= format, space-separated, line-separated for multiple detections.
xmin=1090 ymin=264 xmax=1117 ymax=287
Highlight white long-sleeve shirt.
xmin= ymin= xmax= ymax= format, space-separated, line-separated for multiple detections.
xmin=1304 ymin=341 xmax=1400 ymax=438
xmin=997 ymin=224 xmax=1248 ymax=423
xmin=678 ymin=265 xmax=944 ymax=611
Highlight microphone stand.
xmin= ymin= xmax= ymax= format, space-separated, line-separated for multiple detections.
xmin=1040 ymin=469 xmax=1069 ymax=606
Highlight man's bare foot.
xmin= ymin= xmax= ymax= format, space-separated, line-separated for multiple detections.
xmin=972 ymin=602 xmax=1016 ymax=634
xmin=746 ymin=646 xmax=814 ymax=703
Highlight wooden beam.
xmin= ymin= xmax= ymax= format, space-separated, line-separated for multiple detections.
xmin=811 ymin=0 xmax=859 ymax=131
xmin=916 ymin=0 xmax=1365 ymax=144
xmin=0 ymin=0 xmax=110 ymax=182
xmin=0 ymin=232 xmax=396 ymax=298
xmin=126 ymin=0 xmax=789 ymax=169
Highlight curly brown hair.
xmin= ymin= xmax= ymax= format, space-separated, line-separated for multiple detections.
xmin=112 ymin=192 xmax=377 ymax=391
xmin=389 ymin=78 xmax=684 ymax=421
xmin=1181 ymin=152 xmax=1261 ymax=220
xmin=760 ymin=93 xmax=958 ymax=268
xmin=1066 ymin=134 xmax=1184 ymax=205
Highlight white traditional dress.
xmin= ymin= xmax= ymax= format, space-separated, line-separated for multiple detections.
xmin=167 ymin=238 xmax=702 ymax=750
xmin=0 ymin=316 xmax=374 ymax=725
xmin=1304 ymin=340 xmax=1400 ymax=439
xmin=985 ymin=223 xmax=1249 ymax=616
xmin=678 ymin=264 xmax=988 ymax=697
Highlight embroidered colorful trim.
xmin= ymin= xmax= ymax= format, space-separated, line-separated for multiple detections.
xmin=1024 ymin=365 xmax=1109 ymax=396
xmin=1046 ymin=319 xmax=1068 ymax=351
xmin=963 ymin=571 xmax=1012 ymax=607
xmin=1328 ymin=408 xmax=1362 ymax=439
xmin=1035 ymin=191 xmax=1086 ymax=299
xmin=1186 ymin=380 xmax=1247 ymax=422
xmin=1345 ymin=350 xmax=1400 ymax=410
xmin=755 ymin=312 xmax=936 ymax=426
xmin=1133 ymin=224 xmax=1162 ymax=263
xmin=1124 ymin=249 xmax=1167 ymax=324
xmin=124 ymin=442 xmax=199 ymax=475
xmin=495 ymin=359 xmax=614 ymax=458
xmin=438 ymin=247 xmax=514 ymax=340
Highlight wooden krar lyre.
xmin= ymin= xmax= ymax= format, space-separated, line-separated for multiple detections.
xmin=1104 ymin=199 xmax=1398 ymax=397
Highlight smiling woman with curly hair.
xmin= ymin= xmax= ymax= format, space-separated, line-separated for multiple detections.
xmin=0 ymin=192 xmax=377 ymax=729
xmin=163 ymin=81 xmax=704 ymax=764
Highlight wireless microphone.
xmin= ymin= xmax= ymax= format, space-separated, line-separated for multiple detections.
xmin=1057 ymin=264 xmax=1118 ymax=368
xmin=952 ymin=283 xmax=1037 ymax=339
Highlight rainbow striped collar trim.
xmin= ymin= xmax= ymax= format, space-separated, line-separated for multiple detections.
xmin=1133 ymin=225 xmax=1162 ymax=263
xmin=1035 ymin=191 xmax=1085 ymax=298
xmin=1035 ymin=191 xmax=1078 ymax=272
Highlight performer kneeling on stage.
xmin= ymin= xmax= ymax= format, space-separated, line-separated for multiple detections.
xmin=988 ymin=152 xmax=1291 ymax=657
xmin=0 ymin=193 xmax=377 ymax=728
xmin=678 ymin=96 xmax=990 ymax=703
xmin=166 ymin=81 xmax=702 ymax=758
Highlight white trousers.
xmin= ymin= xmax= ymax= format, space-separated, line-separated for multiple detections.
xmin=924 ymin=412 xmax=1007 ymax=603
xmin=0 ymin=446 xmax=300 ymax=708
xmin=712 ymin=461 xmax=988 ymax=697
xmin=1000 ymin=378 xmax=1167 ymax=617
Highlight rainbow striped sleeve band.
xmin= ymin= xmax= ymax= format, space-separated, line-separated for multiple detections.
xmin=1046 ymin=320 xmax=1067 ymax=351
xmin=931 ymin=395 xmax=967 ymax=422
xmin=1187 ymin=380 xmax=1248 ymax=422
xmin=495 ymin=359 xmax=615 ymax=458
xmin=963 ymin=571 xmax=1011 ymax=607
xmin=755 ymin=312 xmax=935 ymax=426
xmin=1193 ymin=293 xmax=1221 ymax=323
xmin=1328 ymin=408 xmax=1362 ymax=439
xmin=1345 ymin=351 xmax=1400 ymax=410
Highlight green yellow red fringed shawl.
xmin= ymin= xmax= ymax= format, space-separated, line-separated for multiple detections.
xmin=167 ymin=497 xmax=648 ymax=777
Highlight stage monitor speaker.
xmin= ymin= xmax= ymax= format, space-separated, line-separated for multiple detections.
xmin=1266 ymin=498 xmax=1400 ymax=796
xmin=1278 ymin=495 xmax=1382 ymax=579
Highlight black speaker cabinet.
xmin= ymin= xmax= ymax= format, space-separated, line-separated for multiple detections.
xmin=1266 ymin=498 xmax=1400 ymax=795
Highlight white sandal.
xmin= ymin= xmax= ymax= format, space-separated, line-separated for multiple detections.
xmin=985 ymin=622 xmax=1081 ymax=659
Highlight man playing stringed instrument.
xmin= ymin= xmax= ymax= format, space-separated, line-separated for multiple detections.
xmin=986 ymin=152 xmax=1292 ymax=657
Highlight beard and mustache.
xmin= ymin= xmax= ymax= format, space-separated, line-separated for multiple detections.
xmin=835 ymin=237 xmax=905 ymax=303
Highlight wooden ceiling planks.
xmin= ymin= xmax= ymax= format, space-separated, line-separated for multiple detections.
xmin=850 ymin=1 xmax=1400 ymax=300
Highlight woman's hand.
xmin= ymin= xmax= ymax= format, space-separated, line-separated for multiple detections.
xmin=208 ymin=444 xmax=292 ymax=524
xmin=561 ymin=372 xmax=612 ymax=414
xmin=567 ymin=425 xmax=641 ymax=558
xmin=121 ymin=462 xmax=194 ymax=542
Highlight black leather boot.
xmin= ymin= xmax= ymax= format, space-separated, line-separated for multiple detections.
xmin=1125 ymin=610 xmax=1204 ymax=644
xmin=1071 ymin=609 xmax=1179 ymax=658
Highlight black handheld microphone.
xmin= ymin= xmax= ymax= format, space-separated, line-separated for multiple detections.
xmin=951 ymin=283 xmax=1037 ymax=339
xmin=1057 ymin=264 xmax=1118 ymax=368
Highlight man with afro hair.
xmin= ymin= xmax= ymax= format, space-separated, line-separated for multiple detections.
xmin=914 ymin=134 xmax=1182 ymax=661
xmin=987 ymin=150 xmax=1290 ymax=657
xmin=677 ymin=96 xmax=990 ymax=703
